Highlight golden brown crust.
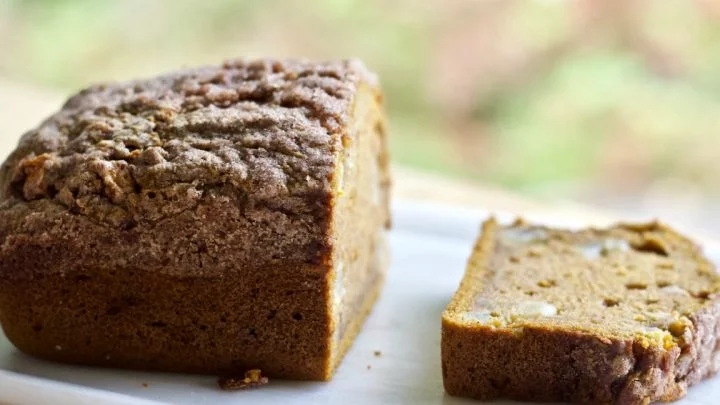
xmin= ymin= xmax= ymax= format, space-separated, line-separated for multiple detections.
xmin=442 ymin=218 xmax=720 ymax=404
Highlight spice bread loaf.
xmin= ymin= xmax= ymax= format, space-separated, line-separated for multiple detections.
xmin=442 ymin=218 xmax=720 ymax=404
xmin=0 ymin=59 xmax=391 ymax=380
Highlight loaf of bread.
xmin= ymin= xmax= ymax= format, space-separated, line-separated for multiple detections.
xmin=0 ymin=59 xmax=391 ymax=380
xmin=442 ymin=218 xmax=720 ymax=404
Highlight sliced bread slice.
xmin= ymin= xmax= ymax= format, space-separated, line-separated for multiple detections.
xmin=442 ymin=218 xmax=720 ymax=404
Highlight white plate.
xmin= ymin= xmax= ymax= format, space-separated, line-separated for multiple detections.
xmin=1 ymin=200 xmax=719 ymax=405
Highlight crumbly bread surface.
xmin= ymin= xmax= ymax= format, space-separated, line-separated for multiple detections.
xmin=0 ymin=59 xmax=378 ymax=278
xmin=442 ymin=219 xmax=720 ymax=404
xmin=0 ymin=59 xmax=390 ymax=380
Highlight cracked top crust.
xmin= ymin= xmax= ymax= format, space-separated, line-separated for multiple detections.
xmin=0 ymin=59 xmax=377 ymax=228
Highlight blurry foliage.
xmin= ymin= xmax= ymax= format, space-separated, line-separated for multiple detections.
xmin=1 ymin=0 xmax=720 ymax=194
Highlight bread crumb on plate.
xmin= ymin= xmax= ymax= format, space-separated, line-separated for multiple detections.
xmin=218 ymin=369 xmax=269 ymax=391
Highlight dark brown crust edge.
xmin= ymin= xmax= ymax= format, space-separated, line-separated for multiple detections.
xmin=441 ymin=219 xmax=720 ymax=405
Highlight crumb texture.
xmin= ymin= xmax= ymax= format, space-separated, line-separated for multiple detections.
xmin=0 ymin=59 xmax=375 ymax=228
xmin=478 ymin=221 xmax=717 ymax=339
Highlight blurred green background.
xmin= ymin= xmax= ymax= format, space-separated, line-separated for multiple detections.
xmin=1 ymin=0 xmax=720 ymax=229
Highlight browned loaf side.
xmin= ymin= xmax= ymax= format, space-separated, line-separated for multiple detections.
xmin=442 ymin=218 xmax=720 ymax=404
xmin=0 ymin=59 xmax=391 ymax=381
